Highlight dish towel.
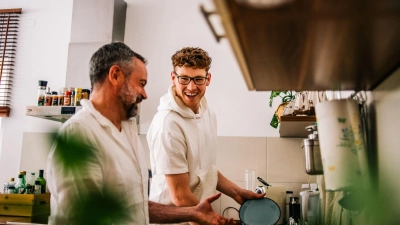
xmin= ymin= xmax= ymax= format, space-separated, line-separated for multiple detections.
xmin=318 ymin=175 xmax=351 ymax=225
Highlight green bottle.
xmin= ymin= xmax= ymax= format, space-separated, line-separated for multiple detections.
xmin=19 ymin=171 xmax=27 ymax=186
xmin=15 ymin=174 xmax=27 ymax=194
xmin=35 ymin=170 xmax=47 ymax=194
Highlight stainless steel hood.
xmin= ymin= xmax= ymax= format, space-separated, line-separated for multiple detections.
xmin=211 ymin=0 xmax=400 ymax=91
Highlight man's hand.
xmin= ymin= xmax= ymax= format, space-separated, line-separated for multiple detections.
xmin=195 ymin=193 xmax=236 ymax=225
xmin=232 ymin=188 xmax=265 ymax=205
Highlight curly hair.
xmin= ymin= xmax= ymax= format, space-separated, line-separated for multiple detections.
xmin=171 ymin=47 xmax=212 ymax=72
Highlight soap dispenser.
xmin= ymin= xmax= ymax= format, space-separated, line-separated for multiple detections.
xmin=301 ymin=124 xmax=323 ymax=175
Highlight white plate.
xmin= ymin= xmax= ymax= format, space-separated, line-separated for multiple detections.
xmin=239 ymin=198 xmax=280 ymax=225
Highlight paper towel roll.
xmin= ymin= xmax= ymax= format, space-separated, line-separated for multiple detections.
xmin=316 ymin=99 xmax=370 ymax=191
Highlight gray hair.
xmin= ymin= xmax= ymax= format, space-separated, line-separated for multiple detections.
xmin=89 ymin=42 xmax=147 ymax=88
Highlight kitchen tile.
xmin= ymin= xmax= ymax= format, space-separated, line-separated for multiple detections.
xmin=216 ymin=136 xmax=267 ymax=182
xmin=267 ymin=137 xmax=313 ymax=183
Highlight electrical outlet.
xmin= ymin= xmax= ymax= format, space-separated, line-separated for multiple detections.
xmin=301 ymin=183 xmax=310 ymax=189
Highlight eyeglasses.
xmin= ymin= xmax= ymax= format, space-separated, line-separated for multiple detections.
xmin=173 ymin=71 xmax=208 ymax=85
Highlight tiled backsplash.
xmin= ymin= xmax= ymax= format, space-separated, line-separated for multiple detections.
xmin=213 ymin=136 xmax=317 ymax=219
xmin=142 ymin=135 xmax=316 ymax=218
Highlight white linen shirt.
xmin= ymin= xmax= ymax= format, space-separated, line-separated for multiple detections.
xmin=47 ymin=99 xmax=149 ymax=225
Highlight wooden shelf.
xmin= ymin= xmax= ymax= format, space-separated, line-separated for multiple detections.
xmin=279 ymin=116 xmax=316 ymax=137
xmin=212 ymin=0 xmax=400 ymax=91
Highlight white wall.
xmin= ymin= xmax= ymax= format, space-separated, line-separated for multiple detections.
xmin=0 ymin=0 xmax=73 ymax=183
xmin=372 ymin=67 xmax=400 ymax=223
xmin=0 ymin=0 xmax=282 ymax=188
xmin=124 ymin=0 xmax=279 ymax=137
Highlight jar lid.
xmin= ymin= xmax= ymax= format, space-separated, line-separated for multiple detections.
xmin=38 ymin=80 xmax=48 ymax=87
xmin=52 ymin=91 xmax=58 ymax=95
xmin=65 ymin=91 xmax=72 ymax=95
xmin=75 ymin=88 xmax=82 ymax=92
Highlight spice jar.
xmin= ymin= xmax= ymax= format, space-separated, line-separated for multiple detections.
xmin=64 ymin=91 xmax=71 ymax=106
xmin=69 ymin=87 xmax=75 ymax=106
xmin=44 ymin=87 xmax=52 ymax=106
xmin=58 ymin=88 xmax=66 ymax=106
xmin=82 ymin=89 xmax=90 ymax=100
xmin=75 ymin=88 xmax=82 ymax=106
xmin=52 ymin=91 xmax=59 ymax=106
xmin=37 ymin=80 xmax=47 ymax=106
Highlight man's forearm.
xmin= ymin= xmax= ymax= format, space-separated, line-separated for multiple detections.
xmin=149 ymin=201 xmax=198 ymax=223
xmin=216 ymin=171 xmax=241 ymax=199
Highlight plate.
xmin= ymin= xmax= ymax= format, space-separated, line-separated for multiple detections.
xmin=239 ymin=198 xmax=280 ymax=225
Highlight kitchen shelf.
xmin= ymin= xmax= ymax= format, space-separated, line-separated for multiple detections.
xmin=279 ymin=116 xmax=316 ymax=138
xmin=26 ymin=106 xmax=82 ymax=123
xmin=211 ymin=0 xmax=400 ymax=91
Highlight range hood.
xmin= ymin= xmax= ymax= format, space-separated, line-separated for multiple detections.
xmin=25 ymin=0 xmax=127 ymax=123
xmin=26 ymin=106 xmax=82 ymax=123
xmin=211 ymin=0 xmax=400 ymax=91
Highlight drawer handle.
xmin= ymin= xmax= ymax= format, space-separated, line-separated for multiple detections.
xmin=3 ymin=206 xmax=8 ymax=210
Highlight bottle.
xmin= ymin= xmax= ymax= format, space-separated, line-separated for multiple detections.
xmin=15 ymin=174 xmax=27 ymax=194
xmin=26 ymin=172 xmax=37 ymax=194
xmin=44 ymin=87 xmax=52 ymax=106
xmin=8 ymin=178 xmax=15 ymax=188
xmin=37 ymin=80 xmax=47 ymax=106
xmin=33 ymin=180 xmax=41 ymax=194
xmin=64 ymin=91 xmax=71 ymax=106
xmin=75 ymin=88 xmax=82 ymax=106
xmin=35 ymin=169 xmax=47 ymax=194
xmin=289 ymin=197 xmax=300 ymax=224
xmin=52 ymin=91 xmax=59 ymax=106
xmin=70 ymin=87 xmax=75 ymax=106
xmin=82 ymin=89 xmax=90 ymax=100
xmin=285 ymin=191 xmax=294 ymax=223
xmin=59 ymin=87 xmax=66 ymax=106
xmin=20 ymin=171 xmax=27 ymax=186
xmin=7 ymin=186 xmax=16 ymax=194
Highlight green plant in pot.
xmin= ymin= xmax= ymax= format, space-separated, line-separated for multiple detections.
xmin=269 ymin=91 xmax=296 ymax=128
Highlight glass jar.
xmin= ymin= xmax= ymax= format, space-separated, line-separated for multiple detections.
xmin=44 ymin=87 xmax=52 ymax=106
xmin=69 ymin=87 xmax=75 ymax=106
xmin=75 ymin=88 xmax=82 ymax=106
xmin=37 ymin=80 xmax=47 ymax=106
xmin=58 ymin=88 xmax=66 ymax=106
xmin=52 ymin=91 xmax=59 ymax=106
xmin=82 ymin=89 xmax=90 ymax=100
xmin=64 ymin=91 xmax=72 ymax=106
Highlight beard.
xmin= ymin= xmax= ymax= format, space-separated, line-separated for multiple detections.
xmin=118 ymin=81 xmax=142 ymax=120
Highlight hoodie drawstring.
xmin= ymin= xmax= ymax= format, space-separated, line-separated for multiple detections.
xmin=194 ymin=115 xmax=202 ymax=170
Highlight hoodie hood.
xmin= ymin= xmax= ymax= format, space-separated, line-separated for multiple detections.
xmin=157 ymin=85 xmax=209 ymax=118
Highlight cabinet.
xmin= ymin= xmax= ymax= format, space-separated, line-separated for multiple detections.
xmin=211 ymin=0 xmax=400 ymax=91
xmin=279 ymin=116 xmax=316 ymax=137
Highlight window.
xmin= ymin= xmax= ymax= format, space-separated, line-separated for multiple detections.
xmin=0 ymin=8 xmax=21 ymax=117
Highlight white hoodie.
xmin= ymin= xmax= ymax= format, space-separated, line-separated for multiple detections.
xmin=147 ymin=85 xmax=218 ymax=223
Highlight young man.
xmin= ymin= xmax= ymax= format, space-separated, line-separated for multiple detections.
xmin=147 ymin=47 xmax=264 ymax=224
xmin=47 ymin=42 xmax=234 ymax=225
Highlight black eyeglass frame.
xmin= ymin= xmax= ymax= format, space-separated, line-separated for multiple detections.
xmin=173 ymin=71 xmax=209 ymax=86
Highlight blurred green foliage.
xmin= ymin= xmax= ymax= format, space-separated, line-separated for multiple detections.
xmin=52 ymin=132 xmax=129 ymax=224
